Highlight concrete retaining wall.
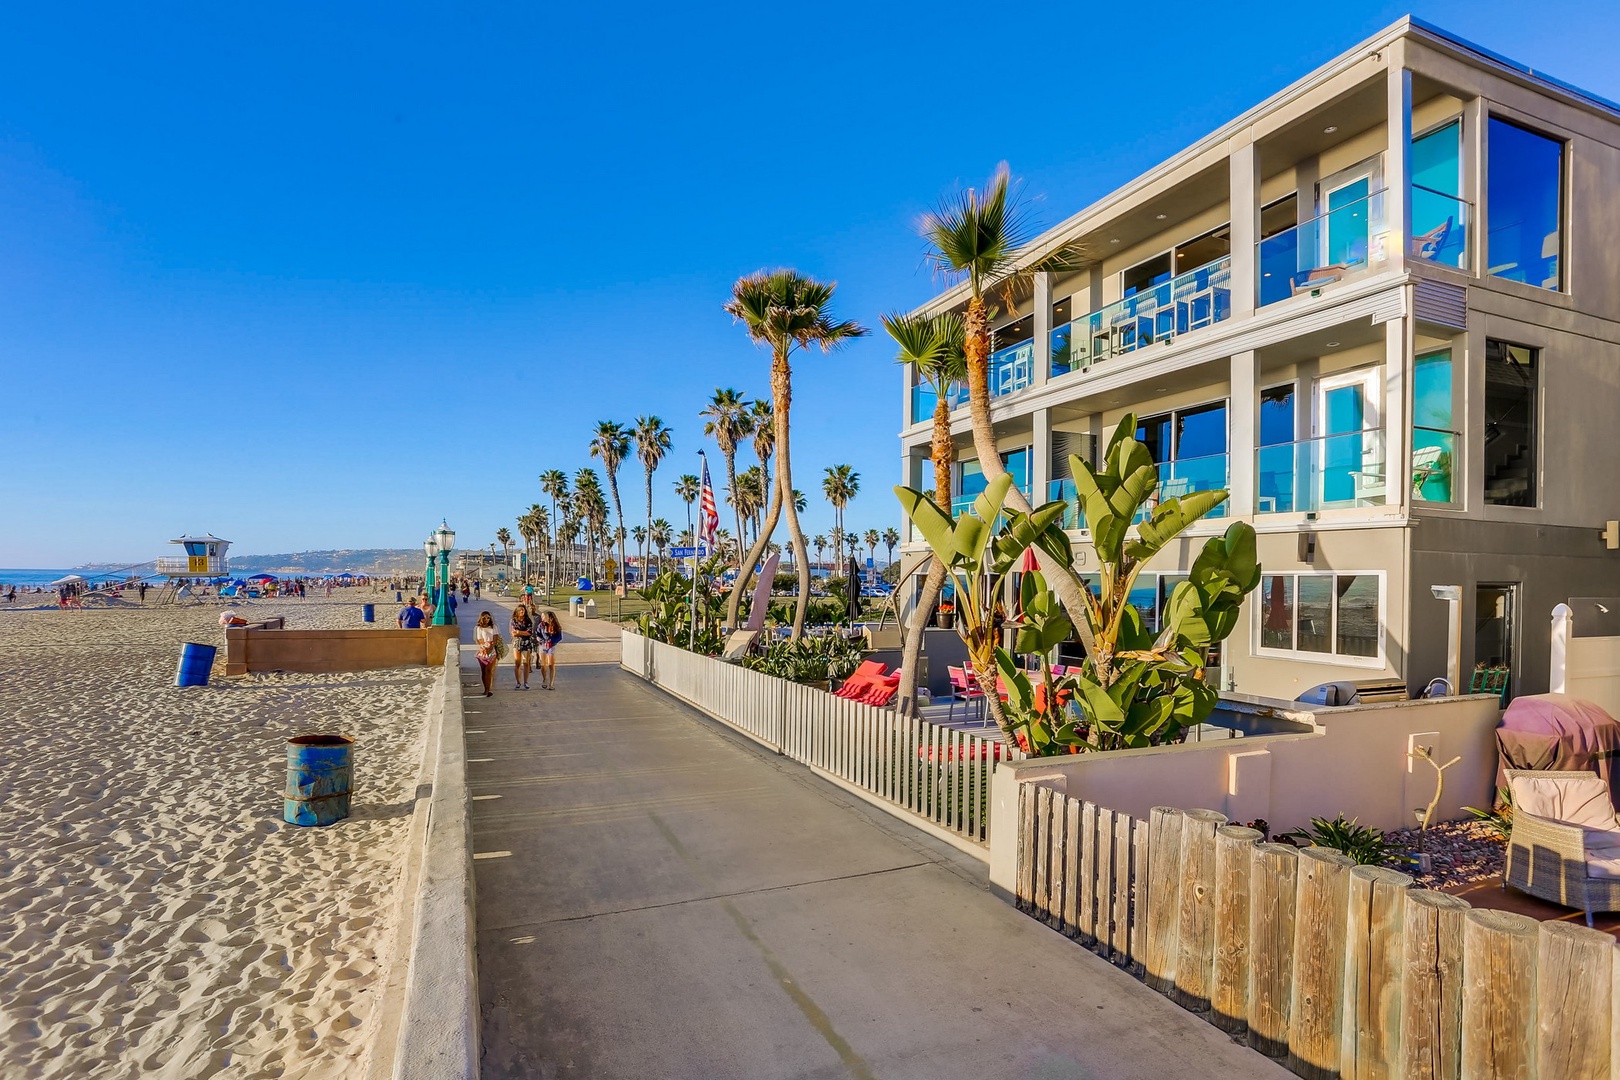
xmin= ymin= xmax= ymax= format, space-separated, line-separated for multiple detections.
xmin=987 ymin=693 xmax=1502 ymax=895
xmin=225 ymin=625 xmax=458 ymax=675
xmin=384 ymin=642 xmax=480 ymax=1080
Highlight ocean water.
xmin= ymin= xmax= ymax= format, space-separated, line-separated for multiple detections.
xmin=0 ymin=568 xmax=134 ymax=587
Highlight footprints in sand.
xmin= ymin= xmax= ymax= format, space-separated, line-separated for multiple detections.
xmin=0 ymin=602 xmax=435 ymax=1079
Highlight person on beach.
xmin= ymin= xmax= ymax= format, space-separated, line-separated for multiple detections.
xmin=398 ymin=598 xmax=425 ymax=629
xmin=510 ymin=602 xmax=536 ymax=689
xmin=537 ymin=609 xmax=562 ymax=690
xmin=474 ymin=611 xmax=499 ymax=697
xmin=473 ymin=579 xmax=481 ymax=599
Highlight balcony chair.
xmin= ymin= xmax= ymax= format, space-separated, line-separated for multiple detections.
xmin=1504 ymin=768 xmax=1620 ymax=927
xmin=1410 ymin=216 xmax=1454 ymax=261
xmin=833 ymin=660 xmax=888 ymax=700
xmin=1290 ymin=265 xmax=1352 ymax=295
xmin=1410 ymin=445 xmax=1446 ymax=496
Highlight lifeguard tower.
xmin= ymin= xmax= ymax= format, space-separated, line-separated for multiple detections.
xmin=154 ymin=534 xmax=231 ymax=604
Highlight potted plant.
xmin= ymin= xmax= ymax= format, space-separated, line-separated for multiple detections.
xmin=935 ymin=601 xmax=955 ymax=629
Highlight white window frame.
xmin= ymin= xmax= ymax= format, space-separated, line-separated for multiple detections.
xmin=1253 ymin=570 xmax=1387 ymax=668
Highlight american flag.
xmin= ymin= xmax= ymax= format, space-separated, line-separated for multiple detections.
xmin=697 ymin=455 xmax=719 ymax=553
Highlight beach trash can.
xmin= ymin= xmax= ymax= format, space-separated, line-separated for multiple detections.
xmin=362 ymin=603 xmax=375 ymax=623
xmin=176 ymin=642 xmax=217 ymax=687
xmin=569 ymin=596 xmax=583 ymax=617
xmin=285 ymin=735 xmax=354 ymax=827
xmin=396 ymin=590 xmax=403 ymax=602
xmin=584 ymin=599 xmax=598 ymax=619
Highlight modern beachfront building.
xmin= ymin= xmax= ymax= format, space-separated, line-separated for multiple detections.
xmin=898 ymin=17 xmax=1620 ymax=703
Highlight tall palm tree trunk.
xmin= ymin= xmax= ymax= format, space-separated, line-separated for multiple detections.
xmin=723 ymin=450 xmax=745 ymax=571
xmin=644 ymin=475 xmax=654 ymax=585
xmin=607 ymin=477 xmax=626 ymax=593
xmin=771 ymin=357 xmax=813 ymax=638
xmin=896 ymin=395 xmax=956 ymax=715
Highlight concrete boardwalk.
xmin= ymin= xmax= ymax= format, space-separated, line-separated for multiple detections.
xmin=459 ymin=601 xmax=1289 ymax=1080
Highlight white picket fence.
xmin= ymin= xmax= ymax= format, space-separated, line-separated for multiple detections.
xmin=621 ymin=630 xmax=1015 ymax=846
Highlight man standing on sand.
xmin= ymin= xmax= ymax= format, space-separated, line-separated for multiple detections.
xmin=398 ymin=598 xmax=425 ymax=629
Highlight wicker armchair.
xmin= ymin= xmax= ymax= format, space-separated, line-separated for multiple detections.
xmin=1504 ymin=768 xmax=1620 ymax=927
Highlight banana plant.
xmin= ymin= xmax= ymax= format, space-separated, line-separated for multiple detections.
xmin=894 ymin=473 xmax=1070 ymax=752
xmin=1058 ymin=414 xmax=1261 ymax=750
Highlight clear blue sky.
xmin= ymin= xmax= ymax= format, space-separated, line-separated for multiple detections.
xmin=2 ymin=1 xmax=1616 ymax=565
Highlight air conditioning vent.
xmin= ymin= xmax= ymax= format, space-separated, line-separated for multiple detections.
xmin=1414 ymin=279 xmax=1467 ymax=330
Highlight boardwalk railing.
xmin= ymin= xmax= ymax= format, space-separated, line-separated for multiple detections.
xmin=621 ymin=630 xmax=1016 ymax=850
xmin=1016 ymin=785 xmax=1618 ymax=1079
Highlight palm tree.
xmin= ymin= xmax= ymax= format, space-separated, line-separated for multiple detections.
xmin=822 ymin=464 xmax=859 ymax=542
xmin=724 ymin=270 xmax=868 ymax=638
xmin=700 ymin=388 xmax=752 ymax=565
xmin=651 ymin=518 xmax=672 ymax=576
xmin=883 ymin=309 xmax=967 ymax=713
xmin=634 ymin=416 xmax=672 ymax=583
xmin=864 ymin=529 xmax=880 ymax=571
xmin=921 ymin=163 xmax=1097 ymax=659
xmin=882 ymin=527 xmax=900 ymax=567
xmin=813 ymin=534 xmax=827 ymax=572
xmin=495 ymin=527 xmax=512 ymax=574
xmin=573 ymin=468 xmax=605 ymax=583
xmin=735 ymin=464 xmax=767 ymax=547
xmin=673 ymin=473 xmax=700 ymax=538
xmin=539 ymin=469 xmax=569 ymax=576
xmin=631 ymin=525 xmax=647 ymax=582
xmin=590 ymin=421 xmax=631 ymax=591
xmin=751 ymin=399 xmax=775 ymax=516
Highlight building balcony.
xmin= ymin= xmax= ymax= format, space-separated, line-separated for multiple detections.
xmin=1044 ymin=454 xmax=1228 ymax=531
xmin=1255 ymin=430 xmax=1389 ymax=513
xmin=1050 ymin=255 xmax=1233 ymax=380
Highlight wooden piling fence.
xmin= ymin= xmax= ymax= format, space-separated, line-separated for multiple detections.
xmin=1011 ymin=784 xmax=1620 ymax=1079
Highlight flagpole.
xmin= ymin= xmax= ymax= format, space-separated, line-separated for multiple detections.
xmin=689 ymin=451 xmax=705 ymax=650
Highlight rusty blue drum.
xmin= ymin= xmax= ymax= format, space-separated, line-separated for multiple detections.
xmin=285 ymin=734 xmax=354 ymax=826
xmin=176 ymin=642 xmax=216 ymax=687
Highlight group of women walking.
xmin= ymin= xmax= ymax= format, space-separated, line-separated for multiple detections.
xmin=473 ymin=602 xmax=562 ymax=696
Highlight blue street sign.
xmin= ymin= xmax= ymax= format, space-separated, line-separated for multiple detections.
xmin=670 ymin=545 xmax=707 ymax=558
xmin=866 ymin=557 xmax=874 ymax=568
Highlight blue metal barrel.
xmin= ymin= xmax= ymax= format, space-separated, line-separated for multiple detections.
xmin=284 ymin=735 xmax=354 ymax=826
xmin=362 ymin=603 xmax=375 ymax=623
xmin=175 ymin=642 xmax=217 ymax=687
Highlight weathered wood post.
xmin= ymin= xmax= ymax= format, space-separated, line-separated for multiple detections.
xmin=1288 ymin=847 xmax=1355 ymax=1080
xmin=1341 ymin=865 xmax=1413 ymax=1079
xmin=1460 ymin=908 xmax=1538 ymax=1080
xmin=1535 ymin=920 xmax=1612 ymax=1079
xmin=1033 ymin=785 xmax=1053 ymax=922
xmin=1249 ymin=842 xmax=1299 ymax=1059
xmin=1212 ymin=825 xmax=1263 ymax=1033
xmin=1016 ymin=782 xmax=1036 ymax=911
xmin=1174 ymin=808 xmax=1228 ymax=1012
xmin=1398 ymin=890 xmax=1469 ymax=1080
xmin=1142 ymin=806 xmax=1184 ymax=994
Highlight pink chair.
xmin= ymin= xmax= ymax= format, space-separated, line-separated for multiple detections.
xmin=947 ymin=665 xmax=987 ymax=723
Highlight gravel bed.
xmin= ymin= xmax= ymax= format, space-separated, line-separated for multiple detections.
xmin=1382 ymin=819 xmax=1505 ymax=889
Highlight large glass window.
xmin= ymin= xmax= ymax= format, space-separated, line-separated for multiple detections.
xmin=1136 ymin=401 xmax=1230 ymax=515
xmin=1257 ymin=385 xmax=1296 ymax=513
xmin=1258 ymin=572 xmax=1385 ymax=663
xmin=1413 ymin=350 xmax=1456 ymax=503
xmin=1411 ymin=120 xmax=1468 ymax=269
xmin=1487 ymin=118 xmax=1564 ymax=290
xmin=1483 ymin=340 xmax=1539 ymax=506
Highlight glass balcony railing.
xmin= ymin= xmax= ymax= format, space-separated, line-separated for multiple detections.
xmin=951 ymin=486 xmax=1032 ymax=526
xmin=1047 ymin=478 xmax=1086 ymax=530
xmin=910 ymin=383 xmax=969 ymax=425
xmin=1136 ymin=454 xmax=1230 ymax=523
xmin=991 ymin=340 xmax=1036 ymax=398
xmin=1051 ymin=255 xmax=1232 ymax=379
xmin=1258 ymin=189 xmax=1387 ymax=307
xmin=1256 ymin=429 xmax=1388 ymax=513
xmin=1412 ymin=426 xmax=1458 ymax=504
xmin=1410 ymin=186 xmax=1470 ymax=271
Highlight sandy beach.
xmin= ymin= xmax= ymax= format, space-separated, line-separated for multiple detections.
xmin=0 ymin=595 xmax=436 ymax=1079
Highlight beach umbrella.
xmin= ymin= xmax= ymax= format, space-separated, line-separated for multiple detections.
xmin=48 ymin=574 xmax=87 ymax=586
xmin=844 ymin=557 xmax=862 ymax=621
xmin=249 ymin=573 xmax=278 ymax=582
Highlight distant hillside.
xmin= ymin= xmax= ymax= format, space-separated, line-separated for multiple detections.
xmin=224 ymin=549 xmax=423 ymax=575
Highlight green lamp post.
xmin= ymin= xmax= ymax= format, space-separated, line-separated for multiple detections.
xmin=423 ymin=535 xmax=438 ymax=609
xmin=432 ymin=521 xmax=457 ymax=626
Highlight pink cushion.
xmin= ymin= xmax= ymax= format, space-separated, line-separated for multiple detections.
xmin=1510 ymin=775 xmax=1618 ymax=831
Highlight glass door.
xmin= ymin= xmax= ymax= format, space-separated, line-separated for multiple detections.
xmin=1315 ymin=371 xmax=1381 ymax=506
xmin=1474 ymin=584 xmax=1517 ymax=702
xmin=1318 ymin=159 xmax=1382 ymax=270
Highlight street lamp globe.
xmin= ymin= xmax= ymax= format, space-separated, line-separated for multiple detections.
xmin=435 ymin=521 xmax=456 ymax=553
xmin=424 ymin=536 xmax=440 ymax=558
